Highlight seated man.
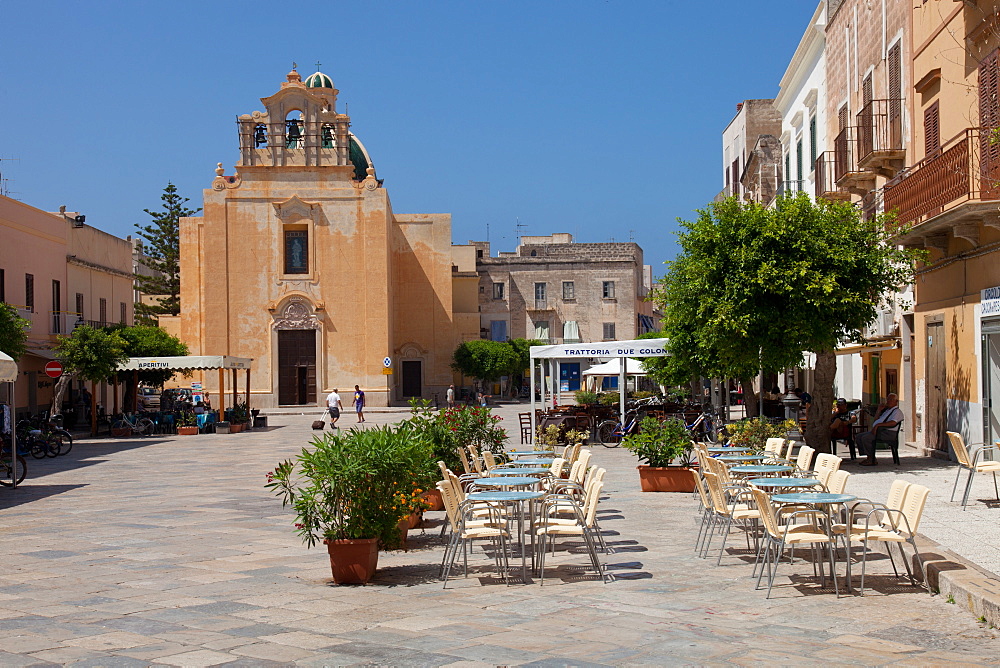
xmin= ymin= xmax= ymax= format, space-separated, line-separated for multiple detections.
xmin=830 ymin=398 xmax=857 ymax=455
xmin=855 ymin=393 xmax=903 ymax=466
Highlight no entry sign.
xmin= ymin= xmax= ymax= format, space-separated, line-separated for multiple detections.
xmin=44 ymin=360 xmax=64 ymax=379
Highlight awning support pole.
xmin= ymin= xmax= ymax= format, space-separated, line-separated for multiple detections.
xmin=529 ymin=357 xmax=536 ymax=446
xmin=218 ymin=368 xmax=226 ymax=414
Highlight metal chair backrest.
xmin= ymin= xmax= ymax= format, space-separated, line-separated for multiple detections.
xmin=456 ymin=447 xmax=473 ymax=475
xmin=482 ymin=450 xmax=498 ymax=470
xmin=764 ymin=438 xmax=783 ymax=454
xmin=701 ymin=471 xmax=729 ymax=515
xmin=898 ymin=483 xmax=930 ymax=536
xmin=437 ymin=481 xmax=461 ymax=532
xmin=825 ymin=469 xmax=851 ymax=494
xmin=583 ymin=480 xmax=604 ymax=528
xmin=947 ymin=431 xmax=972 ymax=467
xmin=814 ymin=453 xmax=842 ymax=486
xmin=796 ymin=445 xmax=816 ymax=472
xmin=467 ymin=445 xmax=484 ymax=474
xmin=692 ymin=469 xmax=711 ymax=508
xmin=573 ymin=450 xmax=592 ymax=482
xmin=548 ymin=457 xmax=566 ymax=478
xmin=751 ymin=487 xmax=782 ymax=540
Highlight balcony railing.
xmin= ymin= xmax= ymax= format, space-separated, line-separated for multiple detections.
xmin=814 ymin=152 xmax=848 ymax=200
xmin=714 ymin=185 xmax=732 ymax=202
xmin=776 ymin=180 xmax=804 ymax=198
xmin=834 ymin=126 xmax=858 ymax=183
xmin=884 ymin=127 xmax=1000 ymax=227
xmin=49 ymin=311 xmax=84 ymax=335
xmin=532 ymin=299 xmax=549 ymax=310
xmin=856 ymin=99 xmax=904 ymax=166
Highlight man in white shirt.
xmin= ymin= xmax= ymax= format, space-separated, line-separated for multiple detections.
xmin=446 ymin=384 xmax=455 ymax=409
xmin=856 ymin=393 xmax=903 ymax=466
xmin=326 ymin=388 xmax=343 ymax=429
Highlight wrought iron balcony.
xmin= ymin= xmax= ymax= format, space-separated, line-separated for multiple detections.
xmin=856 ymin=99 xmax=905 ymax=175
xmin=884 ymin=127 xmax=1000 ymax=228
xmin=49 ymin=311 xmax=84 ymax=335
xmin=834 ymin=126 xmax=875 ymax=190
xmin=776 ymin=180 xmax=804 ymax=198
xmin=815 ymin=152 xmax=851 ymax=201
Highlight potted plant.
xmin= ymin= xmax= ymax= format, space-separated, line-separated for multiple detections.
xmin=622 ymin=416 xmax=696 ymax=492
xmin=574 ymin=390 xmax=598 ymax=406
xmin=229 ymin=402 xmax=249 ymax=433
xmin=177 ymin=412 xmax=199 ymax=436
xmin=267 ymin=423 xmax=435 ymax=584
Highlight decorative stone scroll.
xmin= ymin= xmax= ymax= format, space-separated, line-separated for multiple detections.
xmin=272 ymin=298 xmax=322 ymax=330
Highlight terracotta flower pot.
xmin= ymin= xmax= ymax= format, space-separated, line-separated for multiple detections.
xmin=637 ymin=465 xmax=697 ymax=493
xmin=323 ymin=538 xmax=379 ymax=584
xmin=177 ymin=426 xmax=199 ymax=436
xmin=407 ymin=512 xmax=421 ymax=529
xmin=421 ymin=489 xmax=444 ymax=512
xmin=230 ymin=424 xmax=243 ymax=434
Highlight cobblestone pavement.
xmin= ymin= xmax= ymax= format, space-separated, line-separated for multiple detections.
xmin=0 ymin=404 xmax=998 ymax=666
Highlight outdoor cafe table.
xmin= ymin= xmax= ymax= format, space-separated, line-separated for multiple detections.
xmin=748 ymin=477 xmax=821 ymax=491
xmin=490 ymin=467 xmax=550 ymax=476
xmin=469 ymin=476 xmax=539 ymax=489
xmin=509 ymin=458 xmax=555 ymax=467
xmin=770 ymin=492 xmax=858 ymax=594
xmin=707 ymin=447 xmax=753 ymax=454
xmin=507 ymin=450 xmax=555 ymax=460
xmin=716 ymin=454 xmax=767 ymax=463
xmin=466 ymin=489 xmax=547 ymax=581
xmin=729 ymin=464 xmax=794 ymax=477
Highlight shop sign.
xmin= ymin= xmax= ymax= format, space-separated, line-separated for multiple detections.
xmin=983 ymin=286 xmax=1000 ymax=317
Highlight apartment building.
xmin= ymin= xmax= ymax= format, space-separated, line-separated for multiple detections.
xmin=719 ymin=100 xmax=783 ymax=204
xmin=473 ymin=234 xmax=656 ymax=392
xmin=0 ymin=195 xmax=133 ymax=415
xmin=881 ymin=0 xmax=1000 ymax=454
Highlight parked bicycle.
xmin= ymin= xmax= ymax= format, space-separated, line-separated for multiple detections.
xmin=679 ymin=407 xmax=721 ymax=444
xmin=0 ymin=436 xmax=28 ymax=487
xmin=17 ymin=413 xmax=73 ymax=457
xmin=14 ymin=420 xmax=65 ymax=458
xmin=595 ymin=396 xmax=658 ymax=447
xmin=111 ymin=413 xmax=156 ymax=437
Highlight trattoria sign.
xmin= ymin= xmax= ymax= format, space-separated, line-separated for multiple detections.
xmin=529 ymin=338 xmax=669 ymax=359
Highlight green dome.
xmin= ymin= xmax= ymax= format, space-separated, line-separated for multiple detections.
xmin=305 ymin=71 xmax=334 ymax=89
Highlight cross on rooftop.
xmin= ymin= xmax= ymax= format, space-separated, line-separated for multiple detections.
xmin=315 ymin=61 xmax=322 ymax=70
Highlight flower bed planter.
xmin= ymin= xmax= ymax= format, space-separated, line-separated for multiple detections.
xmin=637 ymin=465 xmax=696 ymax=492
xmin=177 ymin=426 xmax=199 ymax=436
xmin=323 ymin=538 xmax=378 ymax=584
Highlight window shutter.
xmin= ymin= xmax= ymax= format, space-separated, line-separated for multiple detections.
xmin=924 ymin=101 xmax=940 ymax=157
xmin=979 ymin=48 xmax=1000 ymax=129
xmin=809 ymin=116 xmax=818 ymax=164
xmin=888 ymin=42 xmax=902 ymax=117
xmin=838 ymin=105 xmax=849 ymax=131
xmin=731 ymin=159 xmax=740 ymax=196
xmin=862 ymin=73 xmax=873 ymax=109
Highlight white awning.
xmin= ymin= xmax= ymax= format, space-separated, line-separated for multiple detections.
xmin=0 ymin=351 xmax=16 ymax=383
xmin=836 ymin=342 xmax=900 ymax=356
xmin=117 ymin=355 xmax=253 ymax=371
xmin=530 ymin=338 xmax=668 ymax=359
xmin=582 ymin=358 xmax=647 ymax=376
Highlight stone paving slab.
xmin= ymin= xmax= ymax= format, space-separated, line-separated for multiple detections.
xmin=0 ymin=405 xmax=998 ymax=665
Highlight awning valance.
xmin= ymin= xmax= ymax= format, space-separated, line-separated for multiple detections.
xmin=530 ymin=338 xmax=668 ymax=359
xmin=582 ymin=358 xmax=647 ymax=376
xmin=117 ymin=355 xmax=253 ymax=371
xmin=836 ymin=342 xmax=899 ymax=356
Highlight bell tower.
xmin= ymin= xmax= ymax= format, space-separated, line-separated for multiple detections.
xmin=236 ymin=64 xmax=352 ymax=168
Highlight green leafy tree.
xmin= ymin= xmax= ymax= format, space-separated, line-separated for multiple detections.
xmin=0 ymin=303 xmax=29 ymax=361
xmin=134 ymin=183 xmax=200 ymax=323
xmin=451 ymin=339 xmax=519 ymax=385
xmin=655 ymin=192 xmax=920 ymax=452
xmin=55 ymin=326 xmax=129 ymax=435
xmin=107 ymin=324 xmax=189 ymax=410
xmin=506 ymin=338 xmax=543 ymax=395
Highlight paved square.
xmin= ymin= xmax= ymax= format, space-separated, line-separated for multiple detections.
xmin=1 ymin=405 xmax=998 ymax=666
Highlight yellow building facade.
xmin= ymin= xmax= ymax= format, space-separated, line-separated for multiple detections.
xmin=179 ymin=69 xmax=477 ymax=407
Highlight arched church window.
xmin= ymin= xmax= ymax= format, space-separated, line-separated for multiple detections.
xmin=286 ymin=111 xmax=303 ymax=149
xmin=321 ymin=124 xmax=335 ymax=149
xmin=254 ymin=124 xmax=268 ymax=148
xmin=284 ymin=229 xmax=308 ymax=274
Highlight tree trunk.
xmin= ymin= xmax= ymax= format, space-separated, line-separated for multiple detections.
xmin=49 ymin=375 xmax=71 ymax=416
xmin=740 ymin=375 xmax=758 ymax=419
xmin=804 ymin=350 xmax=837 ymax=453
xmin=689 ymin=376 xmax=701 ymax=404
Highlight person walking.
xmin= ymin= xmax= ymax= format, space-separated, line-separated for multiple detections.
xmin=326 ymin=388 xmax=343 ymax=429
xmin=446 ymin=384 xmax=455 ymax=409
xmin=353 ymin=385 xmax=366 ymax=423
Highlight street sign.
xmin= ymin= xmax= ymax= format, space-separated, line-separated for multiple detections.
xmin=44 ymin=361 xmax=64 ymax=379
xmin=382 ymin=368 xmax=393 ymax=375
xmin=383 ymin=357 xmax=392 ymax=368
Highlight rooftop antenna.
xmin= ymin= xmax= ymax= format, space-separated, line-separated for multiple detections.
xmin=629 ymin=229 xmax=635 ymax=242
xmin=0 ymin=157 xmax=20 ymax=199
xmin=515 ymin=217 xmax=527 ymax=243
xmin=486 ymin=221 xmax=490 ymax=244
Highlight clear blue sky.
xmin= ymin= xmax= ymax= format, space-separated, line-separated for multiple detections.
xmin=1 ymin=1 xmax=816 ymax=273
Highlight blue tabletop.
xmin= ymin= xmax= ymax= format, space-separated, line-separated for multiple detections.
xmin=467 ymin=490 xmax=546 ymax=502
xmin=730 ymin=464 xmax=794 ymax=474
xmin=510 ymin=458 xmax=555 ymax=466
xmin=748 ymin=477 xmax=821 ymax=488
xmin=771 ymin=492 xmax=857 ymax=504
xmin=491 ymin=467 xmax=550 ymax=476
xmin=707 ymin=447 xmax=752 ymax=453
xmin=507 ymin=450 xmax=555 ymax=456
xmin=470 ymin=476 xmax=538 ymax=487
xmin=716 ymin=454 xmax=767 ymax=462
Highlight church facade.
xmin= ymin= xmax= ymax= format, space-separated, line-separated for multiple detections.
xmin=178 ymin=68 xmax=477 ymax=407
